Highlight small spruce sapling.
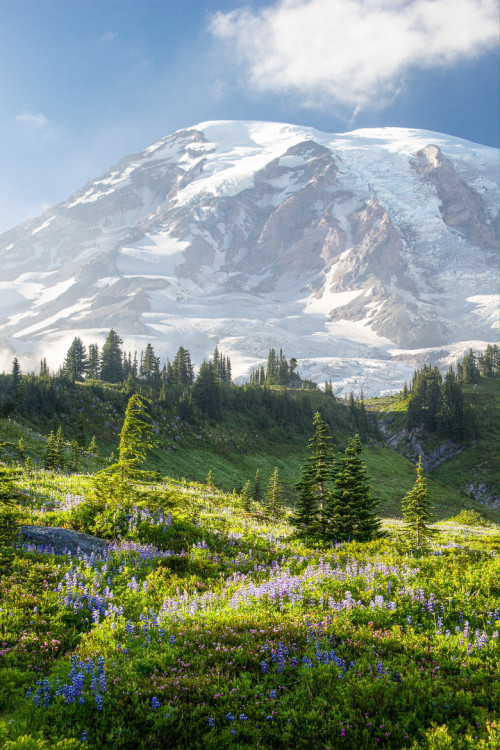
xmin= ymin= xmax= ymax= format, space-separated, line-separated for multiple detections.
xmin=401 ymin=456 xmax=436 ymax=549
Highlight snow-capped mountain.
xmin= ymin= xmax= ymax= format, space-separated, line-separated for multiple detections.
xmin=0 ymin=121 xmax=498 ymax=395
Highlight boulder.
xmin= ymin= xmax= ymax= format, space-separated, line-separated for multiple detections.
xmin=20 ymin=526 xmax=110 ymax=557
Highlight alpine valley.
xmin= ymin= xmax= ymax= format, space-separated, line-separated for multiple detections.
xmin=0 ymin=121 xmax=498 ymax=395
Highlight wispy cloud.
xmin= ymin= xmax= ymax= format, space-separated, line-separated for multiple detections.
xmin=101 ymin=31 xmax=118 ymax=43
xmin=16 ymin=112 xmax=48 ymax=128
xmin=210 ymin=0 xmax=499 ymax=113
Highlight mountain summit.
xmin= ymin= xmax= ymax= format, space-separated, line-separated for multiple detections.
xmin=0 ymin=121 xmax=498 ymax=394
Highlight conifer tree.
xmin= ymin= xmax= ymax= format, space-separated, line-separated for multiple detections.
xmin=63 ymin=337 xmax=87 ymax=381
xmin=0 ymin=465 xmax=20 ymax=573
xmin=401 ymin=456 xmax=436 ymax=549
xmin=100 ymin=329 xmax=124 ymax=383
xmin=92 ymin=394 xmax=157 ymax=507
xmin=86 ymin=344 xmax=100 ymax=380
xmin=88 ymin=435 xmax=99 ymax=456
xmin=325 ymin=435 xmax=380 ymax=543
xmin=54 ymin=426 xmax=66 ymax=471
xmin=44 ymin=431 xmax=57 ymax=470
xmin=253 ymin=469 xmax=262 ymax=503
xmin=206 ymin=470 xmax=215 ymax=493
xmin=265 ymin=467 xmax=284 ymax=521
xmin=17 ymin=437 xmax=27 ymax=462
xmin=240 ymin=480 xmax=252 ymax=512
xmin=291 ymin=412 xmax=336 ymax=537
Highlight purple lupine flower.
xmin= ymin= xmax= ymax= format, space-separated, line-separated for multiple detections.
xmin=151 ymin=697 xmax=161 ymax=709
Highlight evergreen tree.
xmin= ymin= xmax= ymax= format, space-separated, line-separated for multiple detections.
xmin=140 ymin=343 xmax=160 ymax=384
xmin=39 ymin=358 xmax=49 ymax=377
xmin=0 ymin=465 xmax=20 ymax=573
xmin=54 ymin=426 xmax=66 ymax=471
xmin=253 ymin=469 xmax=262 ymax=503
xmin=92 ymin=394 xmax=157 ymax=506
xmin=240 ymin=480 xmax=252 ymax=512
xmin=87 ymin=344 xmax=100 ymax=380
xmin=68 ymin=440 xmax=80 ymax=473
xmin=401 ymin=456 xmax=436 ymax=549
xmin=193 ymin=361 xmax=221 ymax=418
xmin=264 ymin=467 xmax=284 ymax=521
xmin=172 ymin=347 xmax=194 ymax=386
xmin=17 ymin=437 xmax=27 ymax=462
xmin=206 ymin=470 xmax=215 ymax=493
xmin=12 ymin=358 xmax=21 ymax=391
xmin=100 ymin=330 xmax=124 ymax=383
xmin=63 ymin=337 xmax=87 ymax=381
xmin=44 ymin=431 xmax=57 ymax=470
xmin=88 ymin=435 xmax=99 ymax=456
xmin=291 ymin=412 xmax=336 ymax=537
xmin=325 ymin=435 xmax=380 ymax=543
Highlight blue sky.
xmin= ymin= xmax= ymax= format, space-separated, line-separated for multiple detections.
xmin=0 ymin=0 xmax=498 ymax=233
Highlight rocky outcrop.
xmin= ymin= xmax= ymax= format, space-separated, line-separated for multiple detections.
xmin=20 ymin=526 xmax=110 ymax=557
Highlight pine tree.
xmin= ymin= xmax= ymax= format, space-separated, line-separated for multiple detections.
xmin=86 ymin=344 xmax=100 ymax=380
xmin=206 ymin=470 xmax=215 ymax=492
xmin=44 ymin=431 xmax=57 ymax=470
xmin=88 ymin=435 xmax=99 ymax=456
xmin=54 ymin=426 xmax=66 ymax=471
xmin=401 ymin=456 xmax=436 ymax=549
xmin=193 ymin=361 xmax=221 ymax=419
xmin=63 ymin=337 xmax=87 ymax=381
xmin=0 ymin=465 xmax=20 ymax=573
xmin=325 ymin=435 xmax=380 ymax=543
xmin=92 ymin=395 xmax=157 ymax=507
xmin=264 ymin=467 xmax=284 ymax=521
xmin=17 ymin=437 xmax=27 ymax=462
xmin=240 ymin=480 xmax=252 ymax=512
xmin=68 ymin=440 xmax=80 ymax=473
xmin=291 ymin=412 xmax=336 ymax=537
xmin=253 ymin=469 xmax=262 ymax=503
xmin=100 ymin=330 xmax=124 ymax=383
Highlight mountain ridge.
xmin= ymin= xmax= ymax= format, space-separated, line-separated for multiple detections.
xmin=0 ymin=120 xmax=498 ymax=395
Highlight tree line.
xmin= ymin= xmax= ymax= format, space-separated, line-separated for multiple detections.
xmin=404 ymin=346 xmax=499 ymax=440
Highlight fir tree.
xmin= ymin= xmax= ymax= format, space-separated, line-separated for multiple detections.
xmin=44 ymin=431 xmax=57 ymax=470
xmin=0 ymin=465 xmax=20 ymax=573
xmin=264 ymin=467 xmax=284 ymax=521
xmin=17 ymin=437 xmax=27 ymax=462
xmin=401 ymin=456 xmax=436 ymax=549
xmin=291 ymin=412 xmax=336 ymax=537
xmin=92 ymin=394 xmax=157 ymax=507
xmin=100 ymin=329 xmax=124 ymax=383
xmin=63 ymin=337 xmax=87 ymax=381
xmin=240 ymin=480 xmax=252 ymax=512
xmin=325 ymin=435 xmax=380 ymax=543
xmin=206 ymin=470 xmax=215 ymax=493
xmin=88 ymin=435 xmax=99 ymax=456
xmin=86 ymin=344 xmax=100 ymax=380
xmin=253 ymin=469 xmax=262 ymax=503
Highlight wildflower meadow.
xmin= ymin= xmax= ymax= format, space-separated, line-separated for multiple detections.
xmin=0 ymin=467 xmax=499 ymax=750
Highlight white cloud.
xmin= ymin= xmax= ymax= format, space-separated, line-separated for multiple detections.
xmin=16 ymin=112 xmax=48 ymax=128
xmin=101 ymin=31 xmax=118 ymax=43
xmin=210 ymin=0 xmax=499 ymax=111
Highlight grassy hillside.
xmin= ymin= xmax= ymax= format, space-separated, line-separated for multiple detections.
xmin=0 ymin=462 xmax=499 ymax=749
xmin=1 ymin=370 xmax=498 ymax=523
xmin=365 ymin=374 xmax=499 ymax=517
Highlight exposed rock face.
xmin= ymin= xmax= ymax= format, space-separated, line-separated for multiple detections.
xmin=20 ymin=526 xmax=110 ymax=557
xmin=0 ymin=121 xmax=498 ymax=396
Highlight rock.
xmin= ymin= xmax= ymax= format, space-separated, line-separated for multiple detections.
xmin=20 ymin=526 xmax=110 ymax=557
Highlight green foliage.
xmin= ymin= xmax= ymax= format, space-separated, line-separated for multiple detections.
xmin=264 ymin=467 xmax=284 ymax=520
xmin=401 ymin=457 xmax=436 ymax=549
xmin=0 ymin=464 xmax=20 ymax=572
xmin=451 ymin=509 xmax=490 ymax=527
xmin=326 ymin=434 xmax=381 ymax=543
xmin=240 ymin=479 xmax=252 ymax=512
xmin=291 ymin=411 xmax=336 ymax=537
